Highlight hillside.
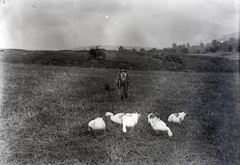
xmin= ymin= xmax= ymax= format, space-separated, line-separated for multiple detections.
xmin=1 ymin=49 xmax=239 ymax=73
xmin=220 ymin=31 xmax=240 ymax=41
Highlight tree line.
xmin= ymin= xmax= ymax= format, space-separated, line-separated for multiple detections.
xmin=117 ymin=37 xmax=240 ymax=55
xmin=89 ymin=36 xmax=240 ymax=60
xmin=171 ymin=37 xmax=240 ymax=54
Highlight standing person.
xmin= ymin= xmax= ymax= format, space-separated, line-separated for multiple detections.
xmin=116 ymin=67 xmax=131 ymax=100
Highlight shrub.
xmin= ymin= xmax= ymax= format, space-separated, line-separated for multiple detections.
xmin=165 ymin=53 xmax=184 ymax=64
xmin=180 ymin=47 xmax=189 ymax=53
xmin=228 ymin=45 xmax=233 ymax=52
xmin=89 ymin=46 xmax=106 ymax=60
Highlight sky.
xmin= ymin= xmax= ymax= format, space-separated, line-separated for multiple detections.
xmin=0 ymin=0 xmax=239 ymax=50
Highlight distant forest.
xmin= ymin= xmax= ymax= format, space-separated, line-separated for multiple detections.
xmin=171 ymin=37 xmax=240 ymax=54
xmin=118 ymin=36 xmax=240 ymax=55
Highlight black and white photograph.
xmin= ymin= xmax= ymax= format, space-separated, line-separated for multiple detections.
xmin=0 ymin=0 xmax=239 ymax=164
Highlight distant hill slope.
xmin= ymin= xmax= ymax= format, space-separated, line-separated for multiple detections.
xmin=219 ymin=31 xmax=239 ymax=41
xmin=205 ymin=31 xmax=239 ymax=46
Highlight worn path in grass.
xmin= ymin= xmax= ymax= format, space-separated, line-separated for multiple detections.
xmin=0 ymin=62 xmax=239 ymax=164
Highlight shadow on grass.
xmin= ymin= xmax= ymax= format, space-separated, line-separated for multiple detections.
xmin=194 ymin=61 xmax=240 ymax=164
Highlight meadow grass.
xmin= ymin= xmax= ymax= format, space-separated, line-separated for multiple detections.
xmin=0 ymin=62 xmax=239 ymax=165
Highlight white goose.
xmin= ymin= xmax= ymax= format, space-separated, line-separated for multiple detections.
xmin=122 ymin=112 xmax=141 ymax=133
xmin=105 ymin=112 xmax=125 ymax=124
xmin=88 ymin=117 xmax=106 ymax=130
xmin=168 ymin=112 xmax=186 ymax=124
xmin=148 ymin=113 xmax=173 ymax=137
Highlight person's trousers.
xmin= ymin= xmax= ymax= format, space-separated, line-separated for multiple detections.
xmin=119 ymin=85 xmax=128 ymax=100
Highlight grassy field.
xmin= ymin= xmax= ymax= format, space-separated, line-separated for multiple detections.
xmin=0 ymin=60 xmax=239 ymax=164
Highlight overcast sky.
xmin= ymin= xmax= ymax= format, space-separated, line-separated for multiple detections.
xmin=0 ymin=0 xmax=239 ymax=50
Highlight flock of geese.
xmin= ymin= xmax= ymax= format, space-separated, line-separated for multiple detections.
xmin=88 ymin=111 xmax=187 ymax=137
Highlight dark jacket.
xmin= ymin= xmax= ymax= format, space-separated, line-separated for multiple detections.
xmin=116 ymin=70 xmax=130 ymax=88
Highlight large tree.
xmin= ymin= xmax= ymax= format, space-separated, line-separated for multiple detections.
xmin=118 ymin=46 xmax=124 ymax=52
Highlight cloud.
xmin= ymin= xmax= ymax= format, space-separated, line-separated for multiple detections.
xmin=0 ymin=0 xmax=239 ymax=49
